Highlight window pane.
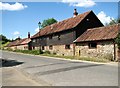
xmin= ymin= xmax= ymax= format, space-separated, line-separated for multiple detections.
xmin=88 ymin=42 xmax=97 ymax=48
xmin=65 ymin=45 xmax=70 ymax=49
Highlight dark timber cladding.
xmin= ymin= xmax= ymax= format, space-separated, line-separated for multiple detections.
xmin=31 ymin=10 xmax=103 ymax=46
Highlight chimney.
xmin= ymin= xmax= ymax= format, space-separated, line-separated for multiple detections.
xmin=73 ymin=9 xmax=78 ymax=17
xmin=28 ymin=32 xmax=30 ymax=38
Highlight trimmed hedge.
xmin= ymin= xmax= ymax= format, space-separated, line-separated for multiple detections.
xmin=13 ymin=49 xmax=43 ymax=55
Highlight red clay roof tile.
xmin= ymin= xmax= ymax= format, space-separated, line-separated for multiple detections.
xmin=74 ymin=24 xmax=120 ymax=42
xmin=31 ymin=10 xmax=92 ymax=38
xmin=7 ymin=38 xmax=31 ymax=47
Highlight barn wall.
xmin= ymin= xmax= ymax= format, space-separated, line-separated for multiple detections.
xmin=75 ymin=41 xmax=117 ymax=60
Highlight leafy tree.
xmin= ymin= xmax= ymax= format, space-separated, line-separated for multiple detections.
xmin=41 ymin=18 xmax=57 ymax=28
xmin=14 ymin=37 xmax=21 ymax=41
xmin=0 ymin=34 xmax=11 ymax=44
xmin=108 ymin=18 xmax=120 ymax=25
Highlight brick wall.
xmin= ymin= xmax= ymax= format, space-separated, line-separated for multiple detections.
xmin=16 ymin=44 xmax=29 ymax=50
xmin=75 ymin=41 xmax=118 ymax=60
xmin=43 ymin=44 xmax=74 ymax=56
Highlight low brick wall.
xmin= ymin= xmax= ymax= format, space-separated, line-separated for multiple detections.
xmin=17 ymin=45 xmax=29 ymax=50
xmin=43 ymin=44 xmax=74 ymax=56
xmin=9 ymin=46 xmax=17 ymax=50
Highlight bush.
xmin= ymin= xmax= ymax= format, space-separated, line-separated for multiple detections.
xmin=31 ymin=50 xmax=40 ymax=55
xmin=39 ymin=49 xmax=44 ymax=54
xmin=103 ymin=53 xmax=113 ymax=61
xmin=12 ymin=49 xmax=43 ymax=55
xmin=44 ymin=50 xmax=51 ymax=54
xmin=7 ymin=48 xmax=13 ymax=51
xmin=53 ymin=51 xmax=57 ymax=55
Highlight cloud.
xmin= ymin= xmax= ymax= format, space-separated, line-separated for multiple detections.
xmin=13 ymin=31 xmax=20 ymax=35
xmin=0 ymin=2 xmax=28 ymax=11
xmin=35 ymin=27 xmax=39 ymax=32
xmin=97 ymin=11 xmax=114 ymax=25
xmin=62 ymin=0 xmax=96 ymax=8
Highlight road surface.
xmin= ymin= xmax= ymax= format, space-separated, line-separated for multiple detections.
xmin=1 ymin=51 xmax=118 ymax=86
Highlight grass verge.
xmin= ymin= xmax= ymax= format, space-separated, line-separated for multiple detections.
xmin=4 ymin=49 xmax=110 ymax=63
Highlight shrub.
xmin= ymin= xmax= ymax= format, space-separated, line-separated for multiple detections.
xmin=39 ymin=49 xmax=44 ymax=54
xmin=31 ymin=50 xmax=40 ymax=55
xmin=44 ymin=50 xmax=51 ymax=54
xmin=7 ymin=48 xmax=13 ymax=51
xmin=53 ymin=51 xmax=56 ymax=55
xmin=12 ymin=49 xmax=43 ymax=55
xmin=13 ymin=49 xmax=21 ymax=52
xmin=103 ymin=53 xmax=113 ymax=61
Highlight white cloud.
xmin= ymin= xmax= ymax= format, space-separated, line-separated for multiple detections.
xmin=97 ymin=11 xmax=114 ymax=25
xmin=35 ymin=27 xmax=39 ymax=32
xmin=0 ymin=2 xmax=28 ymax=11
xmin=62 ymin=0 xmax=96 ymax=8
xmin=13 ymin=31 xmax=20 ymax=35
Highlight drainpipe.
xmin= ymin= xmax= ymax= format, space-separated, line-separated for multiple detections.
xmin=73 ymin=43 xmax=75 ymax=57
xmin=113 ymin=40 xmax=116 ymax=61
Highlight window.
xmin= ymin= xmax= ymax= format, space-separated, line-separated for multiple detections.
xmin=33 ymin=46 xmax=35 ymax=50
xmin=37 ymin=39 xmax=39 ymax=42
xmin=58 ymin=35 xmax=61 ymax=40
xmin=49 ymin=45 xmax=53 ymax=50
xmin=88 ymin=42 xmax=97 ymax=49
xmin=65 ymin=45 xmax=70 ymax=49
xmin=24 ymin=46 xmax=28 ymax=49
xmin=42 ymin=46 xmax=44 ymax=50
xmin=49 ymin=35 xmax=52 ymax=39
xmin=33 ymin=39 xmax=36 ymax=42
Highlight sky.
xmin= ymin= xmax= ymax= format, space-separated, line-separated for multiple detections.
xmin=1 ymin=1 xmax=119 ymax=40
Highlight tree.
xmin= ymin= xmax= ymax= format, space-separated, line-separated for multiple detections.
xmin=0 ymin=34 xmax=11 ymax=44
xmin=41 ymin=18 xmax=57 ymax=28
xmin=108 ymin=18 xmax=120 ymax=25
xmin=14 ymin=37 xmax=21 ymax=41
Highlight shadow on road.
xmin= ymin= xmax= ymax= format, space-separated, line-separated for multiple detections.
xmin=36 ymin=64 xmax=104 ymax=76
xmin=0 ymin=59 xmax=24 ymax=67
xmin=25 ymin=61 xmax=83 ymax=69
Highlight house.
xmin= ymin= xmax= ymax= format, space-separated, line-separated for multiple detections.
xmin=31 ymin=9 xmax=103 ymax=56
xmin=74 ymin=24 xmax=120 ymax=61
xmin=6 ymin=32 xmax=32 ymax=50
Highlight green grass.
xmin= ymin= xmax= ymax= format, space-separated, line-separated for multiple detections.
xmin=40 ymin=54 xmax=110 ymax=63
xmin=0 ymin=42 xmax=10 ymax=49
xmin=13 ymin=49 xmax=43 ymax=55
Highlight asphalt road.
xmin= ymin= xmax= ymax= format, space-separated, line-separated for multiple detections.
xmin=1 ymin=67 xmax=41 ymax=86
xmin=1 ymin=51 xmax=118 ymax=86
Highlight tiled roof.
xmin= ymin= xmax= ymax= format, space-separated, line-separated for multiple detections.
xmin=7 ymin=40 xmax=20 ymax=47
xmin=7 ymin=38 xmax=31 ymax=47
xmin=74 ymin=24 xmax=120 ymax=43
xmin=31 ymin=10 xmax=92 ymax=38
xmin=20 ymin=38 xmax=31 ymax=45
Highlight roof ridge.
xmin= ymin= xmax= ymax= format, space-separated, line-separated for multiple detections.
xmin=59 ymin=10 xmax=92 ymax=22
xmin=32 ymin=10 xmax=92 ymax=38
xmin=87 ymin=23 xmax=119 ymax=31
xmin=74 ymin=23 xmax=119 ymax=43
xmin=40 ymin=10 xmax=92 ymax=30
